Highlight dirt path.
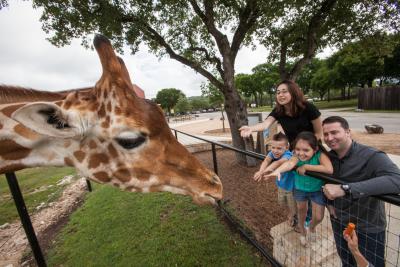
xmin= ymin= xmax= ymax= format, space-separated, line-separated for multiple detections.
xmin=0 ymin=178 xmax=87 ymax=267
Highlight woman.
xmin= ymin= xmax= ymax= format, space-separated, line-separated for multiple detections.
xmin=239 ymin=80 xmax=322 ymax=147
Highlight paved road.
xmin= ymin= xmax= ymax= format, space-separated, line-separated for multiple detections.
xmin=197 ymin=109 xmax=400 ymax=133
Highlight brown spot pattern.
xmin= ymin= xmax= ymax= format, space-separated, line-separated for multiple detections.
xmin=101 ymin=116 xmax=110 ymax=128
xmin=1 ymin=104 xmax=25 ymax=118
xmin=14 ymin=124 xmax=40 ymax=140
xmin=98 ymin=104 xmax=106 ymax=118
xmin=0 ymin=123 xmax=3 ymax=129
xmin=88 ymin=153 xmax=109 ymax=169
xmin=0 ymin=163 xmax=26 ymax=174
xmin=93 ymin=171 xmax=110 ymax=182
xmin=113 ymin=168 xmax=131 ymax=182
xmin=0 ymin=140 xmax=31 ymax=160
xmin=133 ymin=167 xmax=151 ymax=181
xmin=115 ymin=106 xmax=122 ymax=115
xmin=73 ymin=150 xmax=86 ymax=162
xmin=106 ymin=101 xmax=112 ymax=112
xmin=107 ymin=144 xmax=118 ymax=158
xmin=64 ymin=157 xmax=74 ymax=166
xmin=89 ymin=140 xmax=97 ymax=149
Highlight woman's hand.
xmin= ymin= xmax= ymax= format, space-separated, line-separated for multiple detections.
xmin=239 ymin=126 xmax=252 ymax=138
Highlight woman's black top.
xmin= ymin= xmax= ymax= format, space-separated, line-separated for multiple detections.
xmin=268 ymin=102 xmax=321 ymax=146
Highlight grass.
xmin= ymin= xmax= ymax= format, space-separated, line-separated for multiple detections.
xmin=0 ymin=167 xmax=76 ymax=225
xmin=46 ymin=184 xmax=265 ymax=266
xmin=248 ymin=99 xmax=358 ymax=113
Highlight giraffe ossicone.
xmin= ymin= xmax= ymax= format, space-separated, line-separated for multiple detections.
xmin=0 ymin=34 xmax=222 ymax=205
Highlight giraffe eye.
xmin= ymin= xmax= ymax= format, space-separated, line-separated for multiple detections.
xmin=115 ymin=136 xmax=146 ymax=150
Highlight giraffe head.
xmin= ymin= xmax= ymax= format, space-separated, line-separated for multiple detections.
xmin=5 ymin=34 xmax=222 ymax=205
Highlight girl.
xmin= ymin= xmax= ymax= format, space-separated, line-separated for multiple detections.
xmin=265 ymin=131 xmax=333 ymax=246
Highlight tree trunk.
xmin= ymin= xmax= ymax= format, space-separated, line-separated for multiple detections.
xmin=341 ymin=86 xmax=346 ymax=100
xmin=327 ymin=88 xmax=331 ymax=102
xmin=269 ymin=93 xmax=274 ymax=107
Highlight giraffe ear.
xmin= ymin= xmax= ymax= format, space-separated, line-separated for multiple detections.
xmin=11 ymin=102 xmax=81 ymax=138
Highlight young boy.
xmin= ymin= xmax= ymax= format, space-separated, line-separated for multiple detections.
xmin=253 ymin=132 xmax=297 ymax=227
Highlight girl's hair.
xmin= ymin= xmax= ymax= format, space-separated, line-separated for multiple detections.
xmin=293 ymin=131 xmax=318 ymax=151
xmin=274 ymin=80 xmax=307 ymax=117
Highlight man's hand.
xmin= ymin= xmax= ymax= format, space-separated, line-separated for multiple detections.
xmin=323 ymin=184 xmax=345 ymax=200
xmin=239 ymin=126 xmax=252 ymax=138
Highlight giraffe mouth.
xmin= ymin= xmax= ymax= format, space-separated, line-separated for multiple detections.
xmin=193 ymin=192 xmax=222 ymax=206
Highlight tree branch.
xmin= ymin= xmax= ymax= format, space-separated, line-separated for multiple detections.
xmin=122 ymin=15 xmax=224 ymax=89
xmin=231 ymin=0 xmax=260 ymax=60
xmin=188 ymin=0 xmax=231 ymax=57
xmin=289 ymin=0 xmax=337 ymax=80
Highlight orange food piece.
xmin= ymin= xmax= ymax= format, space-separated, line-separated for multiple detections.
xmin=344 ymin=223 xmax=355 ymax=236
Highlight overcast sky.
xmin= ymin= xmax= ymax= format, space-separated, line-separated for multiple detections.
xmin=0 ymin=2 xmax=331 ymax=99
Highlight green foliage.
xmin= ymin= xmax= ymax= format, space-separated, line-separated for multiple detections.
xmin=0 ymin=167 xmax=76 ymax=225
xmin=174 ymin=96 xmax=191 ymax=114
xmin=384 ymin=42 xmax=400 ymax=82
xmin=326 ymin=33 xmax=399 ymax=87
xmin=310 ymin=63 xmax=335 ymax=100
xmin=46 ymin=185 xmax=265 ymax=266
xmin=188 ymin=96 xmax=209 ymax=111
xmin=155 ymin=88 xmax=185 ymax=113
xmin=201 ymin=82 xmax=224 ymax=107
xmin=258 ymin=0 xmax=400 ymax=80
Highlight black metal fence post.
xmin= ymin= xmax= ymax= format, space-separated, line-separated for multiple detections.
xmin=211 ymin=143 xmax=218 ymax=175
xmin=174 ymin=129 xmax=178 ymax=140
xmin=85 ymin=179 xmax=92 ymax=192
xmin=5 ymin=172 xmax=47 ymax=267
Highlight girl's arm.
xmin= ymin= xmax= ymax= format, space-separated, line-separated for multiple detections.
xmin=239 ymin=116 xmax=276 ymax=138
xmin=264 ymin=157 xmax=298 ymax=180
xmin=300 ymin=152 xmax=333 ymax=175
xmin=311 ymin=116 xmax=323 ymax=141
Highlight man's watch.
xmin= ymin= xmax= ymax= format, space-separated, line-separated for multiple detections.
xmin=341 ymin=184 xmax=351 ymax=195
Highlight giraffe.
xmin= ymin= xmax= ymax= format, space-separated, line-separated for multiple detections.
xmin=0 ymin=34 xmax=222 ymax=205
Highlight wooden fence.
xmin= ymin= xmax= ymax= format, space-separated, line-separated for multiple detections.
xmin=358 ymin=86 xmax=400 ymax=110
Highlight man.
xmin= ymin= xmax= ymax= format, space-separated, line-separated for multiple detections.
xmin=322 ymin=116 xmax=400 ymax=267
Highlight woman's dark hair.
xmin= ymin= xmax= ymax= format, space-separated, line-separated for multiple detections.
xmin=293 ymin=131 xmax=318 ymax=151
xmin=274 ymin=80 xmax=307 ymax=117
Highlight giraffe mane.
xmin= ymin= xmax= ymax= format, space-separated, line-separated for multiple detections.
xmin=0 ymin=85 xmax=92 ymax=104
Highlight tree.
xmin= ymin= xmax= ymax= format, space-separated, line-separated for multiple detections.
xmin=235 ymin=73 xmax=260 ymax=106
xmin=15 ymin=0 xmax=399 ymax=163
xmin=311 ymin=64 xmax=334 ymax=101
xmin=174 ymin=96 xmax=192 ymax=114
xmin=251 ymin=62 xmax=280 ymax=107
xmin=29 ymin=1 xmax=279 ymax=163
xmin=188 ymin=96 xmax=209 ymax=111
xmin=155 ymin=88 xmax=185 ymax=114
xmin=258 ymin=0 xmax=400 ymax=81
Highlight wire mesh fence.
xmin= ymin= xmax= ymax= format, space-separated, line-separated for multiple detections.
xmin=173 ymin=129 xmax=400 ymax=267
